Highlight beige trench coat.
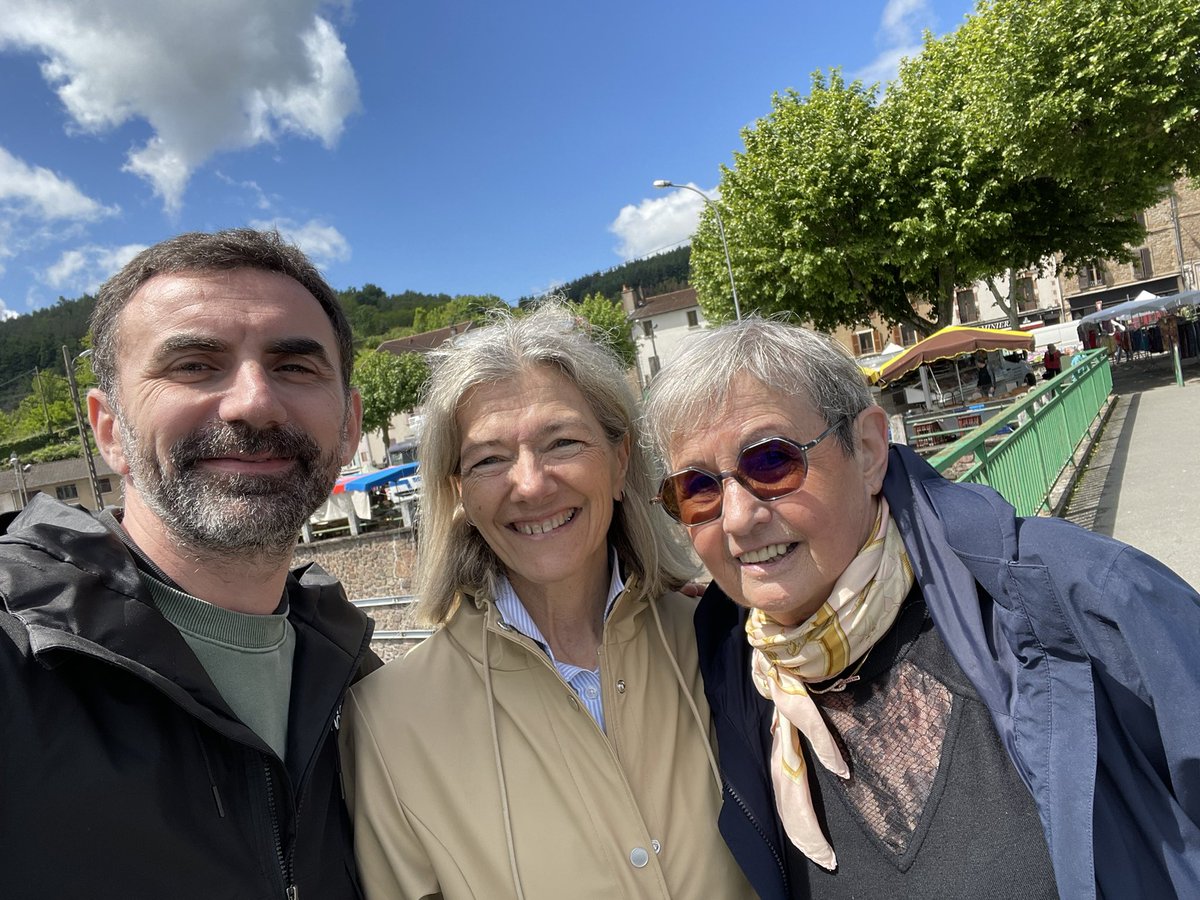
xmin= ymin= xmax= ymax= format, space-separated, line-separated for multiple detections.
xmin=341 ymin=587 xmax=754 ymax=899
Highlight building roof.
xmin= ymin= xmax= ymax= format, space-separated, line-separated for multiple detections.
xmin=378 ymin=321 xmax=477 ymax=355
xmin=0 ymin=453 xmax=116 ymax=493
xmin=628 ymin=286 xmax=699 ymax=321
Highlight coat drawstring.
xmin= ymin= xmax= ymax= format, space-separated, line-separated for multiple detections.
xmin=649 ymin=595 xmax=723 ymax=793
xmin=483 ymin=620 xmax=526 ymax=900
xmin=193 ymin=721 xmax=226 ymax=818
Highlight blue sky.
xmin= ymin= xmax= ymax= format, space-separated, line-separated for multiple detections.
xmin=0 ymin=0 xmax=976 ymax=320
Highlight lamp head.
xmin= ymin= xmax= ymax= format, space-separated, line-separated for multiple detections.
xmin=652 ymin=179 xmax=673 ymax=189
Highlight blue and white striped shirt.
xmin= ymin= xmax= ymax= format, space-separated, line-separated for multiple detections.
xmin=494 ymin=553 xmax=625 ymax=732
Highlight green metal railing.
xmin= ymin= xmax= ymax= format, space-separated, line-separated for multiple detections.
xmin=927 ymin=349 xmax=1113 ymax=516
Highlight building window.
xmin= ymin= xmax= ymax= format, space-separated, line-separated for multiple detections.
xmin=686 ymin=310 xmax=699 ymax=328
xmin=97 ymin=477 xmax=112 ymax=494
xmin=1015 ymin=276 xmax=1038 ymax=312
xmin=1079 ymin=262 xmax=1104 ymax=290
xmin=55 ymin=484 xmax=79 ymax=501
xmin=642 ymin=321 xmax=654 ymax=338
xmin=648 ymin=356 xmax=661 ymax=376
xmin=1134 ymin=210 xmax=1147 ymax=230
xmin=1133 ymin=248 xmax=1153 ymax=280
xmin=898 ymin=324 xmax=919 ymax=346
xmin=956 ymin=290 xmax=979 ymax=324
xmin=854 ymin=330 xmax=876 ymax=356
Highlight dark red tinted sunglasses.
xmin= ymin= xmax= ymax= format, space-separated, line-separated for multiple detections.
xmin=655 ymin=418 xmax=847 ymax=526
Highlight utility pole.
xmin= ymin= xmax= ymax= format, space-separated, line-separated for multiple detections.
xmin=34 ymin=367 xmax=52 ymax=436
xmin=62 ymin=346 xmax=103 ymax=509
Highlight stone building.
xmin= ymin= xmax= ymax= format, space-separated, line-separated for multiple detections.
xmin=1058 ymin=178 xmax=1200 ymax=317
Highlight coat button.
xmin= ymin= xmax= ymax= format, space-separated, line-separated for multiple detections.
xmin=568 ymin=696 xmax=579 ymax=710
xmin=629 ymin=847 xmax=649 ymax=868
xmin=616 ymin=679 xmax=626 ymax=693
xmin=651 ymin=839 xmax=661 ymax=854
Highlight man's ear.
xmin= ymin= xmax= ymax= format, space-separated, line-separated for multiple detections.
xmin=88 ymin=389 xmax=130 ymax=476
xmin=341 ymin=388 xmax=364 ymax=467
xmin=855 ymin=405 xmax=891 ymax=495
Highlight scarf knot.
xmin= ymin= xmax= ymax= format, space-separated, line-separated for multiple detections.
xmin=744 ymin=499 xmax=914 ymax=871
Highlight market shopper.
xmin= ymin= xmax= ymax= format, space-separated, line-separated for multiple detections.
xmin=0 ymin=229 xmax=378 ymax=899
xmin=1043 ymin=342 xmax=1063 ymax=379
xmin=341 ymin=304 xmax=753 ymax=899
xmin=645 ymin=317 xmax=1200 ymax=900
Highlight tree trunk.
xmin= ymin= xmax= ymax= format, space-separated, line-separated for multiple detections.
xmin=984 ymin=267 xmax=1020 ymax=330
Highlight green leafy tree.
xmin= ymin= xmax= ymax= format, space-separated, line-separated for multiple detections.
xmin=353 ymin=349 xmax=430 ymax=453
xmin=576 ymin=293 xmax=637 ymax=369
xmin=693 ymin=0 xmax=1200 ymax=333
xmin=691 ymin=73 xmax=922 ymax=331
xmin=6 ymin=371 xmax=75 ymax=439
xmin=410 ymin=294 xmax=508 ymax=334
xmin=886 ymin=0 xmax=1198 ymax=327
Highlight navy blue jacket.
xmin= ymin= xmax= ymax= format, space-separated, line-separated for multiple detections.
xmin=697 ymin=445 xmax=1200 ymax=900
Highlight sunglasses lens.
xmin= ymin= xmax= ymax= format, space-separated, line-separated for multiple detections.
xmin=739 ymin=439 xmax=808 ymax=498
xmin=661 ymin=469 xmax=723 ymax=525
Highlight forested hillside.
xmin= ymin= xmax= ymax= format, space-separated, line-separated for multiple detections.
xmin=0 ymin=246 xmax=692 ymax=414
xmin=0 ymin=295 xmax=94 ymax=410
xmin=516 ymin=246 xmax=690 ymax=306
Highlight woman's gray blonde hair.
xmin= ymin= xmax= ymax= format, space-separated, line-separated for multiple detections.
xmin=416 ymin=302 xmax=695 ymax=625
xmin=644 ymin=316 xmax=875 ymax=465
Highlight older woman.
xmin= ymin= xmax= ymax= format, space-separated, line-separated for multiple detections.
xmin=340 ymin=304 xmax=753 ymax=899
xmin=645 ymin=318 xmax=1200 ymax=900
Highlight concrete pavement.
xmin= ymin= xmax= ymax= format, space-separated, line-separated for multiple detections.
xmin=1061 ymin=351 xmax=1200 ymax=588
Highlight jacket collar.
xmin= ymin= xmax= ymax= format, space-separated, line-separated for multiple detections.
xmin=451 ymin=576 xmax=648 ymax=672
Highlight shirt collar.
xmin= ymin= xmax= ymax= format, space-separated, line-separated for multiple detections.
xmin=494 ymin=547 xmax=626 ymax=660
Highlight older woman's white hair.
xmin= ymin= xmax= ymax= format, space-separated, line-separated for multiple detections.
xmin=643 ymin=316 xmax=875 ymax=465
xmin=416 ymin=302 xmax=695 ymax=625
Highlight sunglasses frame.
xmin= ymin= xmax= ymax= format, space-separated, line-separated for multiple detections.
xmin=655 ymin=416 xmax=849 ymax=526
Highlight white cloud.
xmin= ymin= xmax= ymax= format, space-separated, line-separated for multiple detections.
xmin=215 ymin=172 xmax=275 ymax=211
xmin=43 ymin=243 xmax=147 ymax=294
xmin=0 ymin=145 xmax=117 ymax=289
xmin=0 ymin=145 xmax=115 ymax=222
xmin=0 ymin=297 xmax=17 ymax=320
xmin=0 ymin=0 xmax=360 ymax=213
xmin=609 ymin=185 xmax=713 ymax=261
xmin=252 ymin=217 xmax=350 ymax=267
xmin=853 ymin=0 xmax=932 ymax=86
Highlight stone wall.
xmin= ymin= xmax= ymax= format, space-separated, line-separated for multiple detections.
xmin=292 ymin=530 xmax=428 ymax=664
xmin=292 ymin=529 xmax=417 ymax=600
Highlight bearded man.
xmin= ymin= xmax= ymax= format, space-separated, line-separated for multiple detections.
xmin=0 ymin=229 xmax=380 ymax=899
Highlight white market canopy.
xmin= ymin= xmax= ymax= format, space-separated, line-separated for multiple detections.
xmin=1079 ymin=289 xmax=1200 ymax=326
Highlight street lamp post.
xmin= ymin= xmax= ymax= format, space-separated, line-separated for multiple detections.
xmin=62 ymin=346 xmax=104 ymax=510
xmin=9 ymin=454 xmax=29 ymax=508
xmin=652 ymin=180 xmax=742 ymax=321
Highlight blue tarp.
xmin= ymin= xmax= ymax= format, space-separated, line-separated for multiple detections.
xmin=336 ymin=461 xmax=420 ymax=493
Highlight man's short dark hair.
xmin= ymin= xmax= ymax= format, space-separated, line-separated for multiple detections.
xmin=90 ymin=228 xmax=354 ymax=395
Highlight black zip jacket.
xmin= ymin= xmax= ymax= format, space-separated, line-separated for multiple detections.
xmin=0 ymin=495 xmax=381 ymax=900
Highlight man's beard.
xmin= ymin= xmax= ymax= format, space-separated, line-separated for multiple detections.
xmin=119 ymin=413 xmax=346 ymax=559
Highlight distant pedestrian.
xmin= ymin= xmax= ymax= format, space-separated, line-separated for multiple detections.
xmin=974 ymin=350 xmax=994 ymax=397
xmin=1112 ymin=321 xmax=1130 ymax=363
xmin=1043 ymin=343 xmax=1062 ymax=380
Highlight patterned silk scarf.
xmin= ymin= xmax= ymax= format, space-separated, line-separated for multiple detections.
xmin=745 ymin=498 xmax=914 ymax=870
